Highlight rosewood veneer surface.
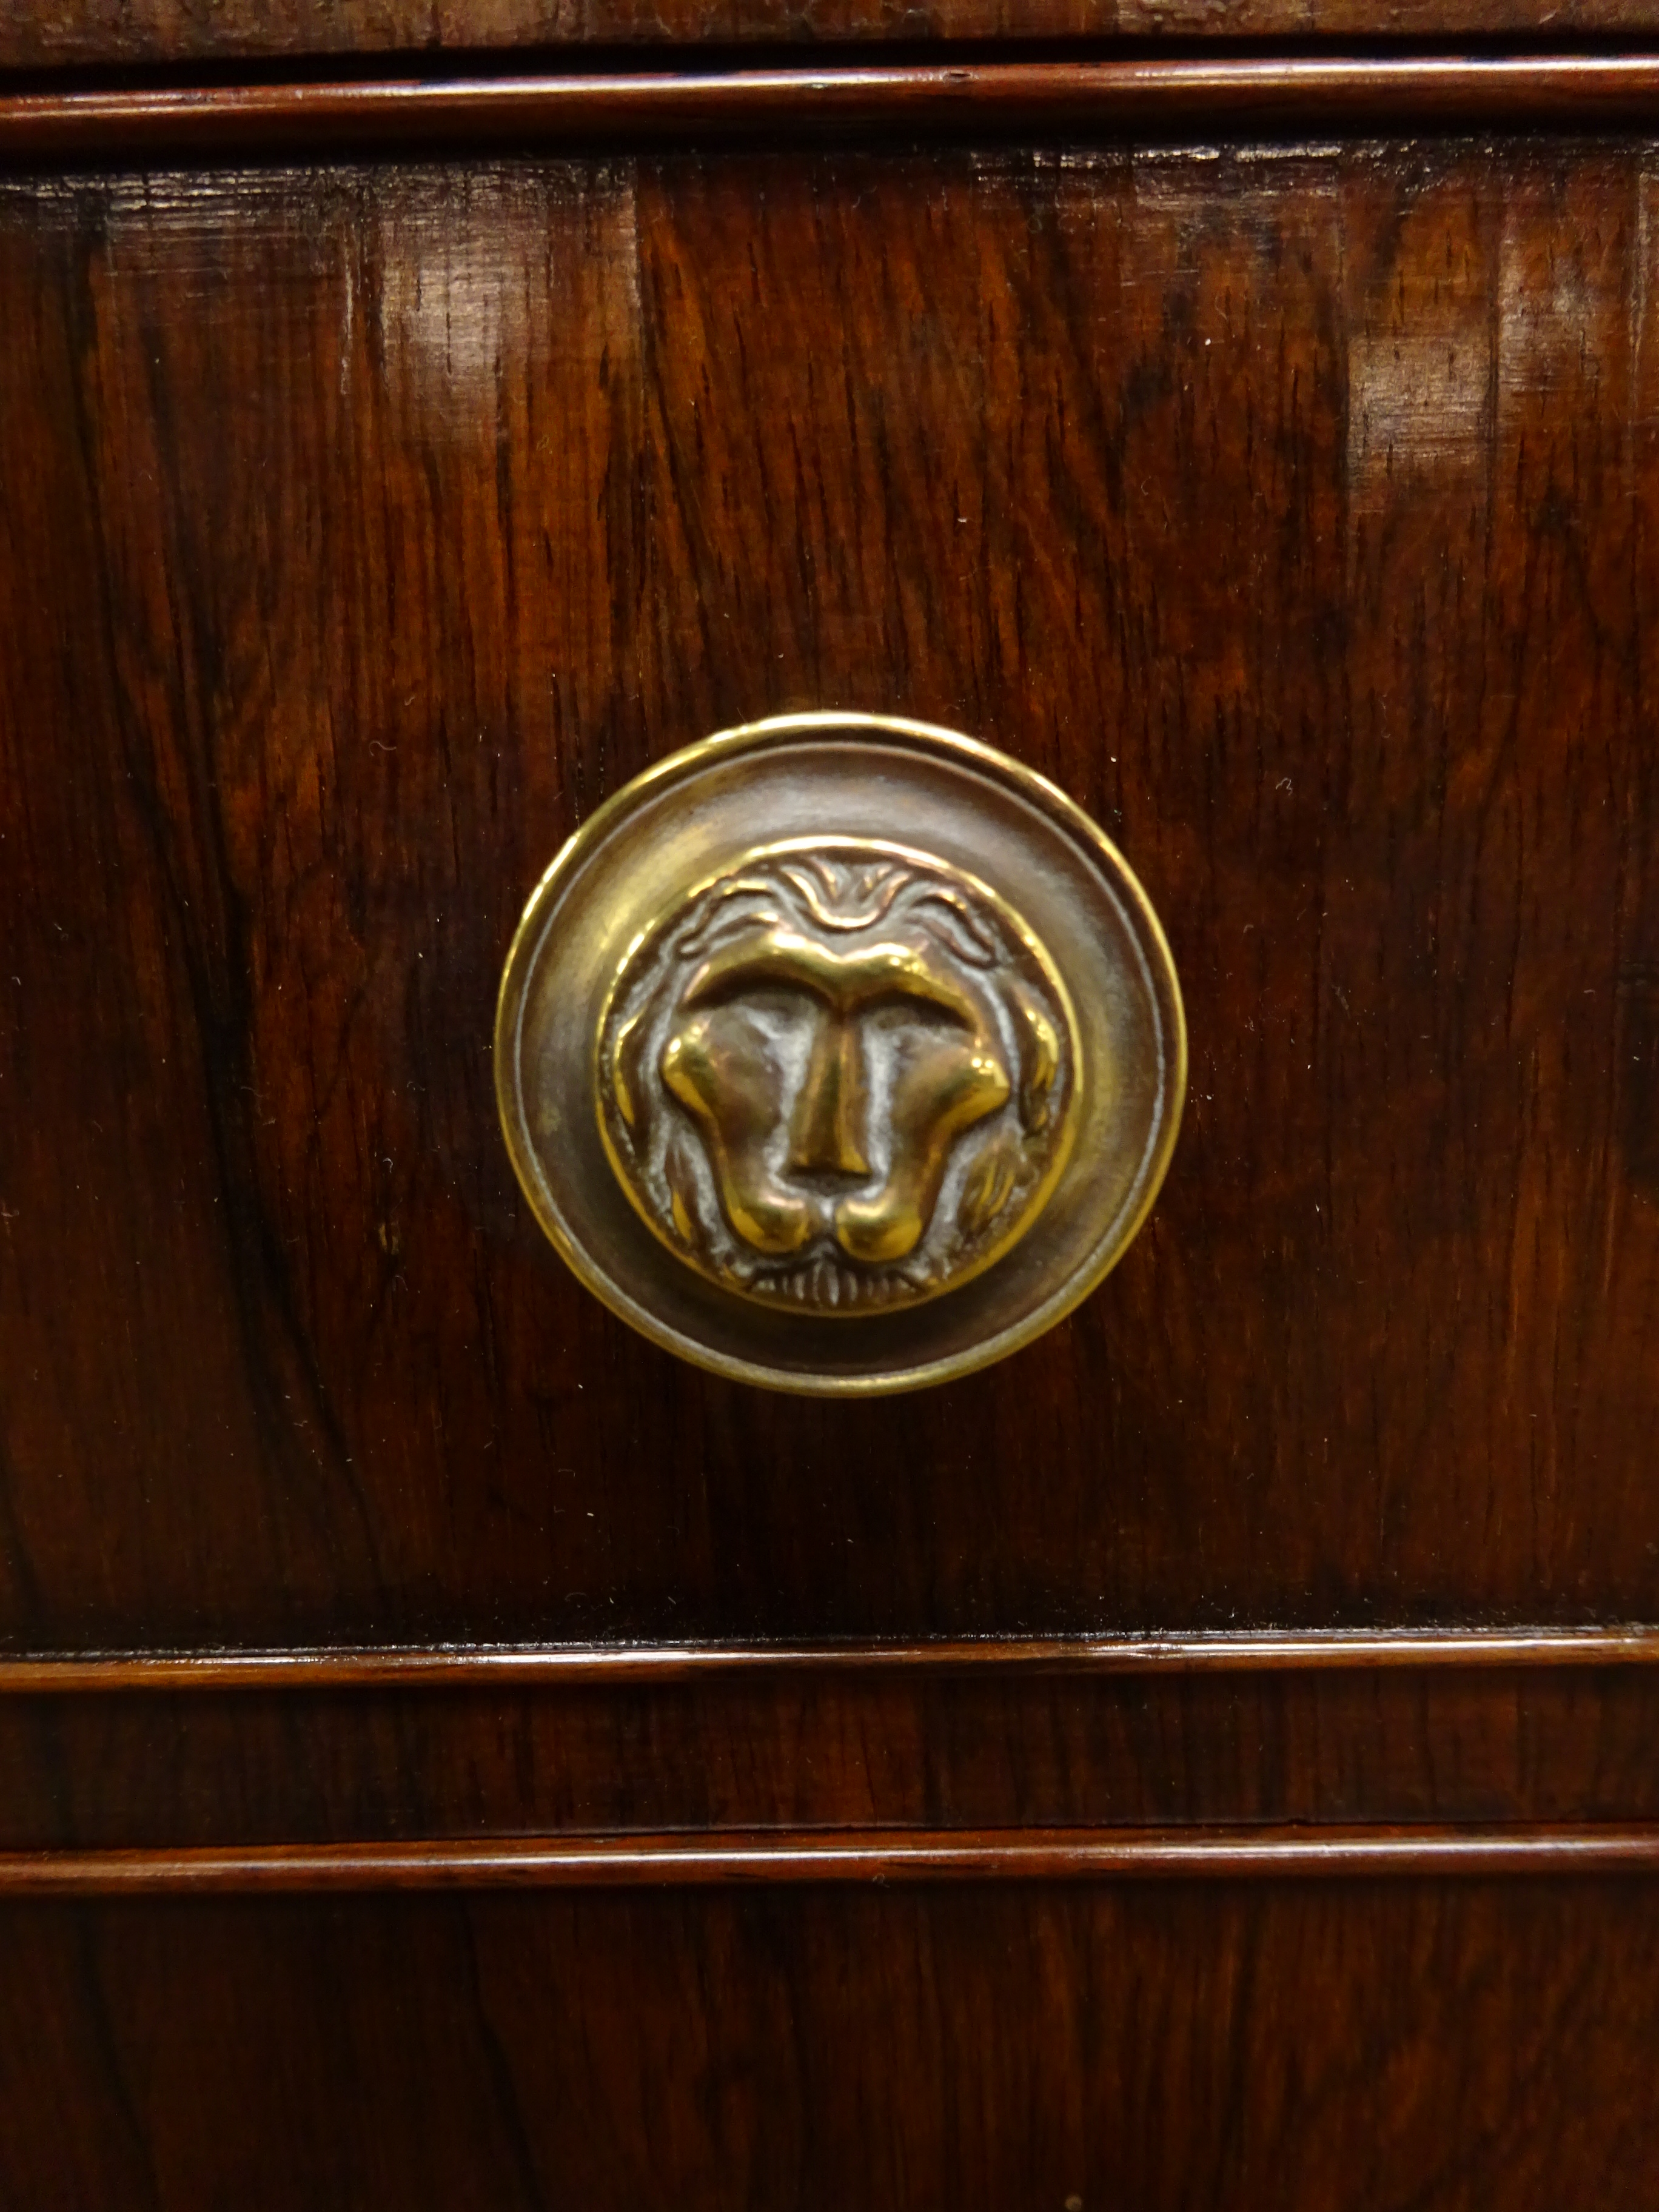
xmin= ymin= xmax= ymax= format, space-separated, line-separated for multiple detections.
xmin=10 ymin=0 xmax=1659 ymax=68
xmin=2 ymin=7 xmax=1658 ymax=2205
xmin=5 ymin=142 xmax=1659 ymax=1647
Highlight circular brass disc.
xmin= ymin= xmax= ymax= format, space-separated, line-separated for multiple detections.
xmin=495 ymin=714 xmax=1185 ymax=1395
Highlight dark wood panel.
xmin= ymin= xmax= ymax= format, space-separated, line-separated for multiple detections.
xmin=8 ymin=0 xmax=1659 ymax=70
xmin=5 ymin=143 xmax=1659 ymax=1647
xmin=1 ymin=1882 xmax=1655 ymax=2206
xmin=5 ymin=1661 xmax=1659 ymax=1848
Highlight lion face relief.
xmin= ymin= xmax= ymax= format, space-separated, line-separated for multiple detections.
xmin=595 ymin=843 xmax=1081 ymax=1311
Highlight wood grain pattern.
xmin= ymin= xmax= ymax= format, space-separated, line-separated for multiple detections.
xmin=17 ymin=61 xmax=1659 ymax=164
xmin=6 ymin=142 xmax=1659 ymax=1649
xmin=2 ymin=1882 xmax=1655 ymax=2205
xmin=6 ymin=1824 xmax=1659 ymax=1887
xmin=3 ymin=78 xmax=1657 ymax=2197
xmin=8 ymin=0 xmax=1659 ymax=70
xmin=6 ymin=1624 xmax=1659 ymax=1685
xmin=7 ymin=1660 xmax=1659 ymax=1846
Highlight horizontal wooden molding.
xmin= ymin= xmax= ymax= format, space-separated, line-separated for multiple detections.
xmin=2 ymin=1627 xmax=1657 ymax=1694
xmin=3 ymin=1824 xmax=1658 ymax=1893
xmin=8 ymin=58 xmax=1659 ymax=162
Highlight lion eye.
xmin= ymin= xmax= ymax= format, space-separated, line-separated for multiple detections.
xmin=866 ymin=999 xmax=969 ymax=1037
xmin=717 ymin=984 xmax=818 ymax=1029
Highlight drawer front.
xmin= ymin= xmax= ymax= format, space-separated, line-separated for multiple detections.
xmin=4 ymin=146 xmax=1659 ymax=1650
xmin=4 ymin=1880 xmax=1657 ymax=2211
xmin=4 ymin=71 xmax=1659 ymax=2209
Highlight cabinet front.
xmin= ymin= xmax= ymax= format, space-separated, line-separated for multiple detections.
xmin=3 ymin=70 xmax=1658 ymax=2211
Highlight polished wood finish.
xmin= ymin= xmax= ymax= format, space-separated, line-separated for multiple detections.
xmin=16 ymin=59 xmax=1659 ymax=161
xmin=6 ymin=1824 xmax=1659 ymax=1889
xmin=8 ymin=1657 xmax=1659 ymax=1846
xmin=5 ymin=13 xmax=1659 ymax=2197
xmin=6 ymin=1624 xmax=1659 ymax=1686
xmin=13 ymin=58 xmax=1659 ymax=161
xmin=2 ymin=1883 xmax=1655 ymax=2206
xmin=8 ymin=0 xmax=1659 ymax=70
xmin=5 ymin=141 xmax=1659 ymax=1652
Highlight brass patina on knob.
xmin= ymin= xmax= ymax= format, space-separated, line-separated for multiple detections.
xmin=495 ymin=715 xmax=1184 ymax=1393
xmin=598 ymin=842 xmax=1078 ymax=1310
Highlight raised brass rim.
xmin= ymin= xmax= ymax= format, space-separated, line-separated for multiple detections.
xmin=494 ymin=712 xmax=1187 ymax=1395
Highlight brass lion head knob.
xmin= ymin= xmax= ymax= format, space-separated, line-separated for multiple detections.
xmin=600 ymin=840 xmax=1078 ymax=1310
xmin=495 ymin=716 xmax=1183 ymax=1393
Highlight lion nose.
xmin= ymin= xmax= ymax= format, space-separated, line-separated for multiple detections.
xmin=788 ymin=1014 xmax=870 ymax=1180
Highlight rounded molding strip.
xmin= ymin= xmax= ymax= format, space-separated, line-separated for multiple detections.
xmin=494 ymin=713 xmax=1185 ymax=1394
